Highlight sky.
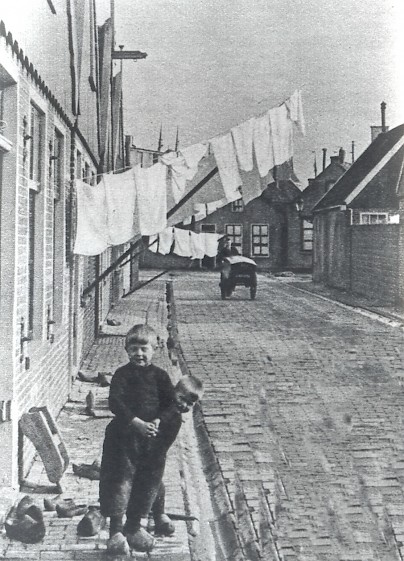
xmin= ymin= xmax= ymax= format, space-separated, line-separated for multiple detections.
xmin=108 ymin=0 xmax=404 ymax=187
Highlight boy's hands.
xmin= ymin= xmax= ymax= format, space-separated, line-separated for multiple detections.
xmin=130 ymin=417 xmax=159 ymax=438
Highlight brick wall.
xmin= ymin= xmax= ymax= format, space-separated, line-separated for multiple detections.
xmin=351 ymin=224 xmax=399 ymax=303
xmin=11 ymin=70 xmax=73 ymax=478
xmin=313 ymin=210 xmax=349 ymax=289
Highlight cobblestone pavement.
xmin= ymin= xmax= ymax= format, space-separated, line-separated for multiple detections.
xmin=0 ymin=279 xmax=195 ymax=561
xmin=171 ymin=270 xmax=404 ymax=561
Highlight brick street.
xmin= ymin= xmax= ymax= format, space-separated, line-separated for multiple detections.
xmin=171 ymin=270 xmax=404 ymax=561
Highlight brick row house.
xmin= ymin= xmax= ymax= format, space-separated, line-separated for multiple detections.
xmin=0 ymin=1 xmax=131 ymax=499
xmin=312 ymin=123 xmax=404 ymax=305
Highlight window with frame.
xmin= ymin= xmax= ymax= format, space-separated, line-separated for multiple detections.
xmin=231 ymin=199 xmax=244 ymax=212
xmin=27 ymin=188 xmax=37 ymax=334
xmin=302 ymin=219 xmax=313 ymax=251
xmin=360 ymin=212 xmax=388 ymax=225
xmin=251 ymin=224 xmax=269 ymax=256
xmin=225 ymin=224 xmax=242 ymax=253
xmin=52 ymin=129 xmax=64 ymax=323
xmin=29 ymin=104 xmax=43 ymax=185
xmin=27 ymin=103 xmax=44 ymax=335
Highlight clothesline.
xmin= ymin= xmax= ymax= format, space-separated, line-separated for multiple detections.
xmin=257 ymin=83 xmax=306 ymax=106
xmin=80 ymin=165 xmax=133 ymax=184
xmin=77 ymin=88 xmax=303 ymax=184
xmin=75 ymin=89 xmax=305 ymax=257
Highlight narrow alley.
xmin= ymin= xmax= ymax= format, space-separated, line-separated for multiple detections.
xmin=171 ymin=270 xmax=404 ymax=560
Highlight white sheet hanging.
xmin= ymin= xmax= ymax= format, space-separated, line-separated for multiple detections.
xmin=285 ymin=89 xmax=305 ymax=136
xmin=103 ymin=168 xmax=137 ymax=245
xmin=158 ymin=227 xmax=174 ymax=255
xmin=253 ymin=111 xmax=274 ymax=178
xmin=190 ymin=231 xmax=205 ymax=259
xmin=135 ymin=162 xmax=167 ymax=236
xmin=180 ymin=143 xmax=208 ymax=171
xmin=231 ymin=117 xmax=254 ymax=172
xmin=173 ymin=228 xmax=192 ymax=257
xmin=204 ymin=232 xmax=219 ymax=257
xmin=269 ymin=104 xmax=294 ymax=166
xmin=210 ymin=133 xmax=242 ymax=201
xmin=74 ymin=180 xmax=109 ymax=255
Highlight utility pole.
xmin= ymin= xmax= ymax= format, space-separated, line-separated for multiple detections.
xmin=174 ymin=126 xmax=179 ymax=151
xmin=157 ymin=124 xmax=163 ymax=152
xmin=351 ymin=141 xmax=355 ymax=163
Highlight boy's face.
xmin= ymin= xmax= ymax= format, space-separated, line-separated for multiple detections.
xmin=174 ymin=390 xmax=198 ymax=413
xmin=126 ymin=339 xmax=155 ymax=367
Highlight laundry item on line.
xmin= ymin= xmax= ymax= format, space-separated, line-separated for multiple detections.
xmin=231 ymin=117 xmax=255 ymax=172
xmin=286 ymin=89 xmax=306 ymax=136
xmin=173 ymin=228 xmax=192 ymax=257
xmin=102 ymin=168 xmax=137 ymax=245
xmin=161 ymin=143 xmax=207 ymax=204
xmin=74 ymin=180 xmax=109 ymax=255
xmin=269 ymin=103 xmax=294 ymax=166
xmin=158 ymin=227 xmax=174 ymax=254
xmin=190 ymin=231 xmax=205 ymax=260
xmin=204 ymin=232 xmax=219 ymax=257
xmin=210 ymin=132 xmax=242 ymax=201
xmin=253 ymin=111 xmax=274 ymax=178
xmin=135 ymin=162 xmax=167 ymax=236
xmin=149 ymin=228 xmax=219 ymax=260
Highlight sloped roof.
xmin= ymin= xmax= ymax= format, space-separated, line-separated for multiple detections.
xmin=313 ymin=124 xmax=404 ymax=211
xmin=301 ymin=159 xmax=351 ymax=215
xmin=262 ymin=180 xmax=302 ymax=204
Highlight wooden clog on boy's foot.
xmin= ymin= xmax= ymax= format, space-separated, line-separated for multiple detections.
xmin=107 ymin=532 xmax=130 ymax=555
xmin=77 ymin=506 xmax=105 ymax=536
xmin=125 ymin=527 xmax=155 ymax=552
xmin=154 ymin=513 xmax=175 ymax=536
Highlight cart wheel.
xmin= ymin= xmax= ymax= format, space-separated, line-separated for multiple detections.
xmin=250 ymin=286 xmax=257 ymax=300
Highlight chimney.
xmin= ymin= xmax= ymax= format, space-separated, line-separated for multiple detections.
xmin=322 ymin=148 xmax=327 ymax=171
xmin=330 ymin=155 xmax=340 ymax=165
xmin=339 ymin=147 xmax=345 ymax=164
xmin=381 ymin=101 xmax=387 ymax=132
xmin=371 ymin=102 xmax=389 ymax=142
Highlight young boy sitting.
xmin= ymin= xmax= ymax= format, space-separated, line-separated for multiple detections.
xmin=99 ymin=324 xmax=204 ymax=555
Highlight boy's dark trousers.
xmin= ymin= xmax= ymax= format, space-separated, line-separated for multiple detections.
xmin=99 ymin=420 xmax=165 ymax=523
xmin=99 ymin=412 xmax=181 ymax=524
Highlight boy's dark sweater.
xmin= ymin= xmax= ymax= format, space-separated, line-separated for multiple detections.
xmin=109 ymin=362 xmax=174 ymax=425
